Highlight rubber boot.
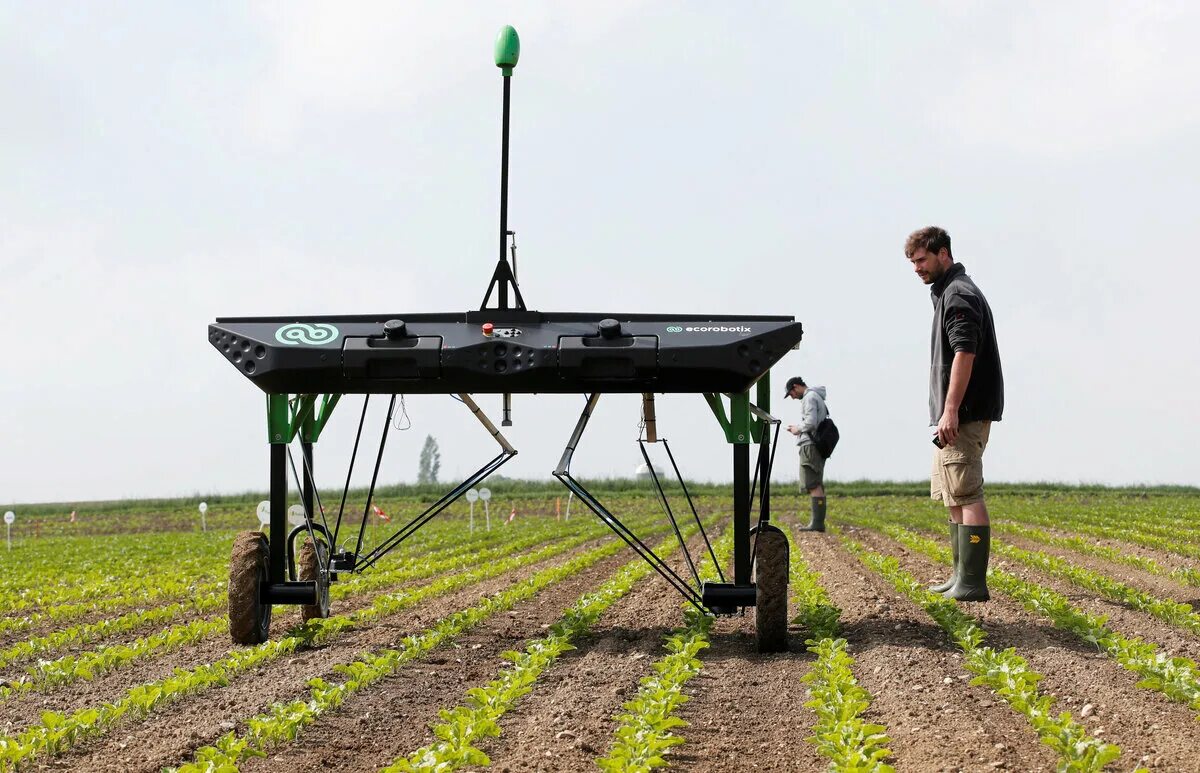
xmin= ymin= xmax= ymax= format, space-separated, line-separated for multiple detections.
xmin=945 ymin=525 xmax=990 ymax=602
xmin=930 ymin=521 xmax=960 ymax=593
xmin=798 ymin=496 xmax=826 ymax=532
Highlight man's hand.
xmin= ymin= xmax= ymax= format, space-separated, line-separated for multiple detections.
xmin=937 ymin=410 xmax=959 ymax=447
xmin=786 ymin=424 xmax=801 ymax=436
xmin=938 ymin=351 xmax=974 ymax=448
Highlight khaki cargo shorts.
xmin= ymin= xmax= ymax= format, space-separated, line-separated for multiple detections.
xmin=930 ymin=420 xmax=991 ymax=507
xmin=799 ymin=443 xmax=825 ymax=492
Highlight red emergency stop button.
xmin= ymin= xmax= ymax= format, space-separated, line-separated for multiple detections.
xmin=482 ymin=322 xmax=494 ymax=337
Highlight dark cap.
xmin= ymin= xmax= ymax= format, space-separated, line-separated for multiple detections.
xmin=784 ymin=376 xmax=805 ymax=396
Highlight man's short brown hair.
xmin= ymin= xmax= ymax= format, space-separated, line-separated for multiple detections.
xmin=905 ymin=226 xmax=952 ymax=259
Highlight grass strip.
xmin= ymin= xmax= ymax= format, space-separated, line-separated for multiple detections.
xmin=839 ymin=532 xmax=1122 ymax=772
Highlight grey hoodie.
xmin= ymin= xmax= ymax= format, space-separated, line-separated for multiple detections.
xmin=796 ymin=386 xmax=828 ymax=446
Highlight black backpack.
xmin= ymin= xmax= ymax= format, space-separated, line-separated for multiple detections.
xmin=813 ymin=415 xmax=840 ymax=459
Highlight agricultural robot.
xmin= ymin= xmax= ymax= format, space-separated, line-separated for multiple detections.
xmin=209 ymin=27 xmax=804 ymax=652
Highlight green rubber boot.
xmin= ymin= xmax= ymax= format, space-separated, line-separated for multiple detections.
xmin=929 ymin=521 xmax=959 ymax=593
xmin=945 ymin=525 xmax=990 ymax=602
xmin=798 ymin=496 xmax=826 ymax=532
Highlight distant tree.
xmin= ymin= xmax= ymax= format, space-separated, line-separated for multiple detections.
xmin=418 ymin=435 xmax=441 ymax=484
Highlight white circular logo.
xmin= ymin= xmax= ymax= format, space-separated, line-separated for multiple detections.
xmin=479 ymin=488 xmax=492 ymax=502
xmin=275 ymin=323 xmax=340 ymax=346
xmin=466 ymin=489 xmax=479 ymax=503
xmin=3 ymin=511 xmax=13 ymax=525
xmin=198 ymin=502 xmax=208 ymax=514
xmin=288 ymin=504 xmax=306 ymax=526
xmin=256 ymin=500 xmax=271 ymax=525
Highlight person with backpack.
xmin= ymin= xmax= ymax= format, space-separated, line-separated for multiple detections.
xmin=784 ymin=376 xmax=833 ymax=532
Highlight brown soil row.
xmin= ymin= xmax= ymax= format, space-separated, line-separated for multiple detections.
xmin=847 ymin=525 xmax=1200 ymax=771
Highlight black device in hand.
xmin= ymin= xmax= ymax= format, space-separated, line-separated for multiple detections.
xmin=932 ymin=434 xmax=945 ymax=449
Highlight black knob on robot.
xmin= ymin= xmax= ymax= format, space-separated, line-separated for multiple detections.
xmin=383 ymin=319 xmax=407 ymax=338
xmin=598 ymin=318 xmax=621 ymax=339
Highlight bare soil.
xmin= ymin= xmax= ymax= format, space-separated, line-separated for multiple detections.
xmin=849 ymin=526 xmax=1200 ymax=771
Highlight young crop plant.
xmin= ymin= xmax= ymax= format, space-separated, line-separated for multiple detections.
xmin=864 ymin=521 xmax=1200 ymax=718
xmin=841 ymin=535 xmax=1123 ymax=772
xmin=788 ymin=531 xmax=893 ymax=773
xmin=595 ymin=607 xmax=712 ymax=773
xmin=594 ymin=529 xmax=730 ymax=773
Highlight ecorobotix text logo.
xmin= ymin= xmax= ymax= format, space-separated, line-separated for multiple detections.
xmin=682 ymin=325 xmax=752 ymax=333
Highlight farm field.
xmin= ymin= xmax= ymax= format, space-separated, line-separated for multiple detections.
xmin=1 ymin=487 xmax=1199 ymax=772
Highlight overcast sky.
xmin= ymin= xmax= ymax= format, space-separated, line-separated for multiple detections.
xmin=3 ymin=2 xmax=1199 ymax=505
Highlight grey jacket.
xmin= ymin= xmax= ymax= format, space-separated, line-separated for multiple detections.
xmin=929 ymin=263 xmax=1004 ymax=425
xmin=796 ymin=386 xmax=828 ymax=447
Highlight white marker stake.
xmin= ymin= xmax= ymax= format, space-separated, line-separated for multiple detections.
xmin=480 ymin=488 xmax=492 ymax=531
xmin=198 ymin=502 xmax=208 ymax=533
xmin=256 ymin=501 xmax=271 ymax=532
xmin=565 ymin=491 xmax=574 ymax=521
xmin=466 ymin=489 xmax=479 ymax=533
xmin=4 ymin=511 xmax=14 ymax=551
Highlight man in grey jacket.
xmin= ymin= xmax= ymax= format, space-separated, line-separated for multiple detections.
xmin=785 ymin=376 xmax=829 ymax=532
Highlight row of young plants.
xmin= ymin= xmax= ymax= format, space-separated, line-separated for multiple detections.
xmin=0 ymin=511 xmax=636 ymax=680
xmin=989 ymin=541 xmax=1200 ymax=638
xmin=859 ymin=521 xmax=1200 ymax=716
xmin=998 ymin=521 xmax=1200 ymax=589
xmin=998 ymin=504 xmax=1200 ymax=563
xmin=0 ymin=508 xmax=513 ymax=611
xmin=594 ymin=608 xmax=712 ymax=773
xmin=787 ymin=529 xmax=893 ymax=772
xmin=390 ymin=531 xmax=701 ymax=773
xmin=0 ymin=578 xmax=224 ymax=640
xmin=593 ymin=529 xmax=731 ymax=772
xmin=839 ymin=532 xmax=1123 ymax=772
xmin=0 ymin=515 xmax=484 ymax=624
xmin=0 ymin=526 xmax=648 ymax=771
xmin=866 ymin=507 xmax=1200 ymax=639
xmin=174 ymin=523 xmax=708 ymax=773
xmin=0 ymin=524 xmax=614 ymax=703
xmin=0 ymin=594 xmax=225 ymax=672
xmin=0 ymin=531 xmax=231 ymax=593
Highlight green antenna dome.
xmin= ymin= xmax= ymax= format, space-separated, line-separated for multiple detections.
xmin=494 ymin=25 xmax=520 ymax=76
